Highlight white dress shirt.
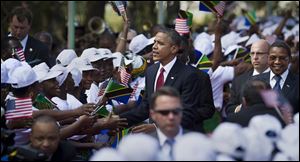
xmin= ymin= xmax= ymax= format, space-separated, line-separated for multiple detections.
xmin=157 ymin=126 xmax=183 ymax=160
xmin=154 ymin=57 xmax=177 ymax=91
xmin=270 ymin=69 xmax=289 ymax=90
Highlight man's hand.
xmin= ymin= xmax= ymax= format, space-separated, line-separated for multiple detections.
xmin=76 ymin=103 xmax=96 ymax=116
xmin=99 ymin=114 xmax=128 ymax=130
xmin=131 ymin=123 xmax=156 ymax=134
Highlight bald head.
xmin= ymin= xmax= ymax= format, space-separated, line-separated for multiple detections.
xmin=250 ymin=39 xmax=270 ymax=73
xmin=251 ymin=40 xmax=270 ymax=52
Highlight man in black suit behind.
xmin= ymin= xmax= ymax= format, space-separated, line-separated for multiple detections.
xmin=120 ymin=28 xmax=215 ymax=132
xmin=225 ymin=39 xmax=270 ymax=115
xmin=9 ymin=6 xmax=50 ymax=67
xmin=254 ymin=40 xmax=299 ymax=114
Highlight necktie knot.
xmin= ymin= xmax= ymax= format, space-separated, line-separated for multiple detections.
xmin=160 ymin=68 xmax=165 ymax=73
xmin=274 ymin=75 xmax=281 ymax=82
xmin=165 ymin=138 xmax=175 ymax=146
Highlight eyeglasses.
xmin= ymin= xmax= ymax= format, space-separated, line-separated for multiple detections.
xmin=250 ymin=52 xmax=268 ymax=56
xmin=269 ymin=55 xmax=289 ymax=62
xmin=154 ymin=108 xmax=183 ymax=116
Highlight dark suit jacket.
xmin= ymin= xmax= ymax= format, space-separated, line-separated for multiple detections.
xmin=225 ymin=69 xmax=254 ymax=115
xmin=120 ymin=59 xmax=215 ymax=132
xmin=253 ymin=71 xmax=299 ymax=114
xmin=226 ymin=103 xmax=286 ymax=127
xmin=24 ymin=36 xmax=50 ymax=67
xmin=51 ymin=141 xmax=76 ymax=161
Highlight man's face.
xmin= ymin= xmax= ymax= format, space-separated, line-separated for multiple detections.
xmin=82 ymin=70 xmax=94 ymax=90
xmin=152 ymin=32 xmax=178 ymax=66
xmin=10 ymin=15 xmax=31 ymax=40
xmin=103 ymin=59 xmax=114 ymax=79
xmin=91 ymin=60 xmax=105 ymax=83
xmin=250 ymin=41 xmax=269 ymax=73
xmin=150 ymin=95 xmax=182 ymax=135
xmin=268 ymin=47 xmax=290 ymax=75
xmin=30 ymin=122 xmax=60 ymax=156
xmin=42 ymin=78 xmax=61 ymax=98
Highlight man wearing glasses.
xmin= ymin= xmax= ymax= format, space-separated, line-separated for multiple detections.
xmin=226 ymin=39 xmax=271 ymax=115
xmin=149 ymin=86 xmax=186 ymax=160
xmin=255 ymin=40 xmax=299 ymax=114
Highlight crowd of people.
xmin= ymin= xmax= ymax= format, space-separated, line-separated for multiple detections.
xmin=1 ymin=3 xmax=299 ymax=161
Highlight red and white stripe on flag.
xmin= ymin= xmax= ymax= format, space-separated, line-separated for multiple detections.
xmin=129 ymin=81 xmax=139 ymax=101
xmin=98 ymin=80 xmax=109 ymax=97
xmin=119 ymin=66 xmax=131 ymax=85
xmin=175 ymin=18 xmax=189 ymax=34
xmin=5 ymin=98 xmax=33 ymax=120
xmin=214 ymin=1 xmax=225 ymax=16
xmin=117 ymin=4 xmax=126 ymax=15
xmin=16 ymin=48 xmax=26 ymax=61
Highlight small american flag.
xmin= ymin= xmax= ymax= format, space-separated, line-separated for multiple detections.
xmin=5 ymin=97 xmax=33 ymax=120
xmin=260 ymin=90 xmax=293 ymax=124
xmin=116 ymin=1 xmax=126 ymax=16
xmin=175 ymin=18 xmax=190 ymax=34
xmin=119 ymin=66 xmax=131 ymax=85
xmin=129 ymin=81 xmax=139 ymax=101
xmin=16 ymin=48 xmax=26 ymax=61
xmin=98 ymin=80 xmax=109 ymax=97
xmin=214 ymin=1 xmax=225 ymax=17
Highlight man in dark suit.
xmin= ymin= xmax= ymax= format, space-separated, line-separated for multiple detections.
xmin=9 ymin=6 xmax=50 ymax=67
xmin=225 ymin=39 xmax=270 ymax=115
xmin=253 ymin=40 xmax=299 ymax=114
xmin=120 ymin=28 xmax=215 ymax=132
xmin=226 ymin=80 xmax=285 ymax=127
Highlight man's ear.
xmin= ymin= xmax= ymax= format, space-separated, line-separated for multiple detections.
xmin=170 ymin=45 xmax=179 ymax=55
xmin=150 ymin=109 xmax=156 ymax=121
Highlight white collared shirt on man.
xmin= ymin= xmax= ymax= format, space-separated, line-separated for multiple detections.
xmin=156 ymin=126 xmax=183 ymax=160
xmin=154 ymin=57 xmax=177 ymax=91
xmin=270 ymin=69 xmax=289 ymax=90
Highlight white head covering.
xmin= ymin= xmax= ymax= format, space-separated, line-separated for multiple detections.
xmin=242 ymin=127 xmax=274 ymax=161
xmin=56 ymin=49 xmax=77 ymax=66
xmin=212 ymin=123 xmax=247 ymax=159
xmin=173 ymin=132 xmax=216 ymax=161
xmin=118 ymin=134 xmax=159 ymax=161
xmin=90 ymin=148 xmax=125 ymax=161
xmin=8 ymin=62 xmax=38 ymax=88
xmin=248 ymin=114 xmax=282 ymax=143
xmin=276 ymin=124 xmax=299 ymax=161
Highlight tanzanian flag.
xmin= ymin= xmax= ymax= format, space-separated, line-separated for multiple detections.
xmin=34 ymin=94 xmax=58 ymax=110
xmin=243 ymin=10 xmax=256 ymax=26
xmin=105 ymin=79 xmax=133 ymax=104
xmin=199 ymin=1 xmax=226 ymax=17
xmin=178 ymin=10 xmax=193 ymax=27
xmin=196 ymin=54 xmax=213 ymax=73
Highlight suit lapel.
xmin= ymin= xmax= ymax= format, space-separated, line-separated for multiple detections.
xmin=147 ymin=63 xmax=160 ymax=93
xmin=281 ymin=71 xmax=294 ymax=97
xmin=165 ymin=60 xmax=182 ymax=86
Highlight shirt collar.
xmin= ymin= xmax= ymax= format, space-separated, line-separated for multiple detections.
xmin=252 ymin=67 xmax=270 ymax=76
xmin=270 ymin=68 xmax=289 ymax=83
xmin=156 ymin=126 xmax=183 ymax=147
xmin=159 ymin=57 xmax=177 ymax=74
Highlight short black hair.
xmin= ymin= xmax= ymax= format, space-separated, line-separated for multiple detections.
xmin=242 ymin=80 xmax=271 ymax=106
xmin=158 ymin=28 xmax=182 ymax=47
xmin=10 ymin=6 xmax=33 ymax=24
xmin=270 ymin=40 xmax=291 ymax=58
xmin=150 ymin=86 xmax=181 ymax=110
xmin=32 ymin=115 xmax=59 ymax=132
